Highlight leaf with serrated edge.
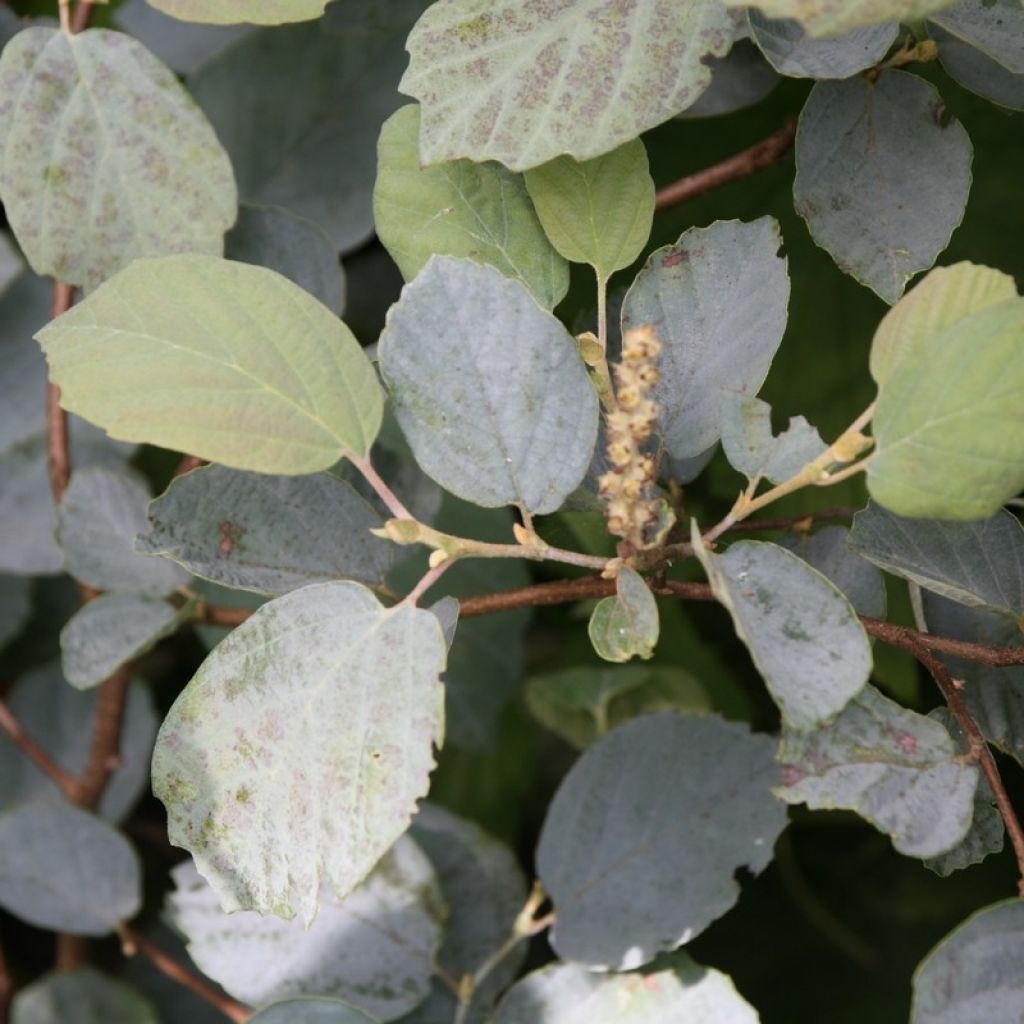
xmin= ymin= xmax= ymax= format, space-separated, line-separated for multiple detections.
xmin=36 ymin=255 xmax=382 ymax=473
xmin=850 ymin=503 xmax=1024 ymax=616
xmin=147 ymin=0 xmax=329 ymax=25
xmin=776 ymin=684 xmax=978 ymax=857
xmin=375 ymin=105 xmax=568 ymax=310
xmin=794 ymin=71 xmax=972 ymax=303
xmin=524 ymin=139 xmax=654 ymax=280
xmin=152 ymin=581 xmax=446 ymax=924
xmin=911 ymin=900 xmax=1024 ymax=1023
xmin=693 ymin=528 xmax=871 ymax=730
xmin=494 ymin=953 xmax=759 ymax=1024
xmin=537 ymin=712 xmax=786 ymax=970
xmin=621 ymin=218 xmax=789 ymax=460
xmin=168 ymin=837 xmax=444 ymax=1017
xmin=0 ymin=28 xmax=235 ymax=292
xmin=379 ymin=257 xmax=598 ymax=514
xmin=140 ymin=465 xmax=393 ymax=596
xmin=11 ymin=968 xmax=159 ymax=1024
xmin=0 ymin=801 xmax=141 ymax=935
xmin=729 ymin=0 xmax=956 ymax=36
xmin=870 ymin=262 xmax=1017 ymax=384
xmin=868 ymin=298 xmax=1024 ymax=519
xmin=587 ymin=567 xmax=659 ymax=663
xmin=401 ymin=0 xmax=733 ymax=170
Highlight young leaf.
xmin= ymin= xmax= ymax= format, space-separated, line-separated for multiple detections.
xmin=400 ymin=0 xmax=734 ymax=170
xmin=60 ymin=594 xmax=192 ymax=690
xmin=36 ymin=255 xmax=383 ymax=473
xmin=526 ymin=665 xmax=710 ymax=749
xmin=933 ymin=25 xmax=1024 ymax=110
xmin=850 ymin=503 xmax=1024 ymax=616
xmin=748 ymin=12 xmax=898 ymax=79
xmin=719 ymin=392 xmax=826 ymax=484
xmin=0 ymin=28 xmax=235 ymax=292
xmin=190 ymin=0 xmax=423 ymax=252
xmin=911 ymin=900 xmax=1024 ymax=1023
xmin=728 ymin=0 xmax=957 ymax=36
xmin=693 ymin=534 xmax=872 ymax=730
xmin=536 ymin=712 xmax=787 ymax=970
xmin=869 ymin=261 xmax=1017 ymax=385
xmin=57 ymin=465 xmax=189 ymax=597
xmin=0 ymin=801 xmax=141 ymax=935
xmin=494 ymin=952 xmax=758 ymax=1023
xmin=587 ymin=566 xmax=659 ymax=663
xmin=250 ymin=1001 xmax=379 ymax=1024
xmin=621 ymin=218 xmax=790 ymax=459
xmin=794 ymin=71 xmax=972 ymax=303
xmin=140 ymin=465 xmax=394 ymax=595
xmin=524 ymin=140 xmax=655 ymax=280
xmin=147 ymin=0 xmax=330 ymax=25
xmin=151 ymin=581 xmax=447 ymax=925
xmin=226 ymin=204 xmax=346 ymax=315
xmin=868 ymin=298 xmax=1024 ymax=519
xmin=776 ymin=684 xmax=978 ymax=858
xmin=930 ymin=0 xmax=1024 ymax=74
xmin=11 ymin=968 xmax=158 ymax=1024
xmin=404 ymin=804 xmax=529 ymax=1023
xmin=378 ymin=258 xmax=598 ymax=515
xmin=168 ymin=837 xmax=445 ymax=1017
xmin=374 ymin=105 xmax=569 ymax=310
xmin=0 ymin=662 xmax=157 ymax=822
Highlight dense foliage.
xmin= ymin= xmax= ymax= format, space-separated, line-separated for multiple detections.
xmin=1 ymin=1 xmax=1024 ymax=1022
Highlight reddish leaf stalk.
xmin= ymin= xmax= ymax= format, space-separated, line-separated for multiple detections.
xmin=0 ymin=700 xmax=78 ymax=799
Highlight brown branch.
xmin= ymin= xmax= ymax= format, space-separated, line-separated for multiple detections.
xmin=198 ymin=605 xmax=254 ymax=628
xmin=905 ymin=640 xmax=1024 ymax=896
xmin=69 ymin=665 xmax=133 ymax=811
xmin=70 ymin=0 xmax=95 ymax=33
xmin=654 ymin=121 xmax=797 ymax=211
xmin=123 ymin=928 xmax=251 ymax=1023
xmin=724 ymin=507 xmax=856 ymax=534
xmin=0 ymin=700 xmax=78 ymax=800
xmin=47 ymin=283 xmax=75 ymax=504
xmin=173 ymin=454 xmax=207 ymax=478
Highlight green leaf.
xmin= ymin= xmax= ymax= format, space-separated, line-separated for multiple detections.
xmin=694 ymin=533 xmax=872 ymax=729
xmin=152 ymin=581 xmax=447 ymax=925
xmin=494 ymin=953 xmax=758 ymax=1023
xmin=730 ymin=0 xmax=957 ymax=36
xmin=168 ymin=836 xmax=445 ymax=1017
xmin=748 ymin=12 xmax=898 ymax=78
xmin=931 ymin=0 xmax=1024 ymax=74
xmin=251 ymin=1001 xmax=379 ymax=1024
xmin=0 ymin=801 xmax=141 ymax=935
xmin=587 ymin=567 xmax=659 ymax=663
xmin=526 ymin=665 xmax=710 ymax=749
xmin=403 ymin=804 xmax=528 ymax=1024
xmin=190 ymin=0 xmax=423 ymax=253
xmin=379 ymin=258 xmax=598 ymax=515
xmin=57 ymin=465 xmax=189 ymax=596
xmin=140 ymin=465 xmax=394 ymax=595
xmin=537 ymin=712 xmax=786 ymax=969
xmin=36 ymin=254 xmax=383 ymax=473
xmin=922 ymin=708 xmax=1003 ymax=877
xmin=0 ymin=27 xmax=235 ymax=292
xmin=850 ymin=503 xmax=1024 ymax=615
xmin=868 ymin=298 xmax=1024 ymax=519
xmin=0 ymin=662 xmax=157 ymax=821
xmin=776 ymin=684 xmax=978 ymax=857
xmin=621 ymin=217 xmax=790 ymax=460
xmin=911 ymin=900 xmax=1024 ymax=1023
xmin=779 ymin=525 xmax=887 ymax=619
xmin=60 ymin=594 xmax=192 ymax=690
xmin=719 ymin=392 xmax=826 ymax=484
xmin=933 ymin=25 xmax=1024 ymax=110
xmin=869 ymin=261 xmax=1017 ymax=385
xmin=147 ymin=0 xmax=330 ymax=25
xmin=401 ymin=0 xmax=734 ymax=170
xmin=11 ymin=968 xmax=158 ymax=1024
xmin=227 ymin=204 xmax=345 ymax=315
xmin=524 ymin=140 xmax=655 ymax=280
xmin=794 ymin=71 xmax=973 ymax=303
xmin=0 ymin=574 xmax=31 ymax=650
xmin=374 ymin=105 xmax=568 ymax=310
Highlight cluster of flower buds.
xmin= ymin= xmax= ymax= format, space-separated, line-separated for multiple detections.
xmin=598 ymin=325 xmax=663 ymax=549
